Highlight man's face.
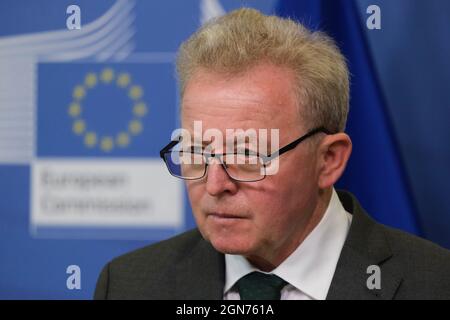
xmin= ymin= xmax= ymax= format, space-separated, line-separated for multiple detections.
xmin=181 ymin=63 xmax=321 ymax=264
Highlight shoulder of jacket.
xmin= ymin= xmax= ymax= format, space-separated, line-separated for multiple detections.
xmin=109 ymin=228 xmax=204 ymax=269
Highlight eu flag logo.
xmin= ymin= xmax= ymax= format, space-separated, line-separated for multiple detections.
xmin=37 ymin=63 xmax=176 ymax=157
xmin=33 ymin=62 xmax=184 ymax=238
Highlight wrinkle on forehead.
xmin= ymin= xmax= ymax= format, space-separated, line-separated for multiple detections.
xmin=183 ymin=98 xmax=277 ymax=126
xmin=181 ymin=62 xmax=304 ymax=134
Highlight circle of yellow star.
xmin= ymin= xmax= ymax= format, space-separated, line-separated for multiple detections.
xmin=69 ymin=68 xmax=149 ymax=153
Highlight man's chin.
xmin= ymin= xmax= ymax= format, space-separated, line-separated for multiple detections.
xmin=208 ymin=236 xmax=254 ymax=255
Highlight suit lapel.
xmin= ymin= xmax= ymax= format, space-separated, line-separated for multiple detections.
xmin=327 ymin=191 xmax=403 ymax=300
xmin=174 ymin=236 xmax=225 ymax=299
xmin=326 ymin=245 xmax=402 ymax=300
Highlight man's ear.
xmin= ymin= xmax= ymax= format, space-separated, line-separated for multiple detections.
xmin=317 ymin=133 xmax=352 ymax=189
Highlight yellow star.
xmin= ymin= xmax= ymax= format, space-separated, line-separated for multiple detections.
xmin=133 ymin=102 xmax=147 ymax=117
xmin=73 ymin=119 xmax=86 ymax=135
xmin=117 ymin=73 xmax=131 ymax=88
xmin=117 ymin=132 xmax=130 ymax=147
xmin=73 ymin=85 xmax=86 ymax=100
xmin=84 ymin=132 xmax=97 ymax=147
xmin=100 ymin=68 xmax=114 ymax=83
xmin=85 ymin=73 xmax=97 ymax=88
xmin=129 ymin=120 xmax=143 ymax=135
xmin=129 ymin=85 xmax=143 ymax=100
xmin=101 ymin=136 xmax=114 ymax=152
xmin=68 ymin=102 xmax=81 ymax=117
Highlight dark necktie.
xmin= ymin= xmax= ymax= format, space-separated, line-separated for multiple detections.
xmin=236 ymin=271 xmax=288 ymax=300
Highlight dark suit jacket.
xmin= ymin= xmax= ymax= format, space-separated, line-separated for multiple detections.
xmin=94 ymin=190 xmax=450 ymax=299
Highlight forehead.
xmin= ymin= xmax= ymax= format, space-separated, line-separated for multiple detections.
xmin=181 ymin=63 xmax=303 ymax=132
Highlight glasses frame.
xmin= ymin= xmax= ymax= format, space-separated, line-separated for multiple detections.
xmin=159 ymin=126 xmax=331 ymax=182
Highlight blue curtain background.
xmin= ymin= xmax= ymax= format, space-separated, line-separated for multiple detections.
xmin=276 ymin=0 xmax=450 ymax=247
xmin=276 ymin=0 xmax=421 ymax=236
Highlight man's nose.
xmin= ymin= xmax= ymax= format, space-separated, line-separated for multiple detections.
xmin=205 ymin=158 xmax=238 ymax=196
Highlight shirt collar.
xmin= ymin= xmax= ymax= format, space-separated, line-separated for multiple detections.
xmin=224 ymin=188 xmax=352 ymax=300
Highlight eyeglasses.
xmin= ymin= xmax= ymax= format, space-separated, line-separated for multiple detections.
xmin=159 ymin=127 xmax=331 ymax=182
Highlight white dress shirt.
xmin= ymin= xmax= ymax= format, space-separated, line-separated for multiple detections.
xmin=223 ymin=188 xmax=352 ymax=300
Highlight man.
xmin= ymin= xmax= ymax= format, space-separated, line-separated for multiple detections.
xmin=94 ymin=8 xmax=450 ymax=300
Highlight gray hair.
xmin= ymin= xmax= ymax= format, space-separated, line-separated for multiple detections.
xmin=176 ymin=8 xmax=349 ymax=133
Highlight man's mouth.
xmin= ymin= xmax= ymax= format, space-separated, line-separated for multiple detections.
xmin=208 ymin=212 xmax=247 ymax=220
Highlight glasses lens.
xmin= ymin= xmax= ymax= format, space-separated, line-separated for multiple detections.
xmin=225 ymin=154 xmax=265 ymax=182
xmin=163 ymin=151 xmax=266 ymax=182
xmin=164 ymin=151 xmax=205 ymax=179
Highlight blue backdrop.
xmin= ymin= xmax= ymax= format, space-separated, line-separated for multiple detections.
xmin=0 ymin=0 xmax=449 ymax=299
